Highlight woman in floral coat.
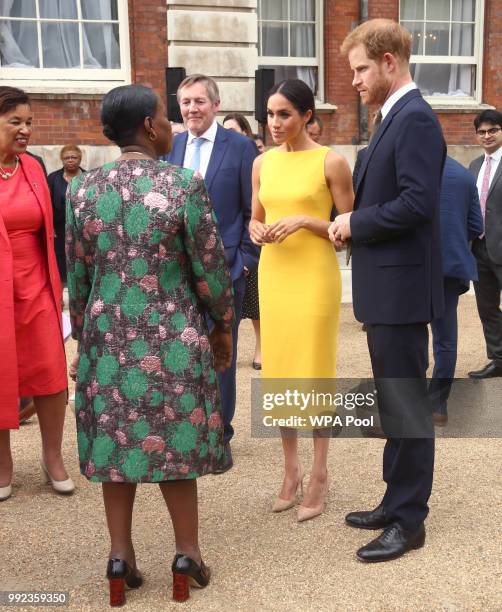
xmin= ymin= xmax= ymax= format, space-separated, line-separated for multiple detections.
xmin=66 ymin=85 xmax=234 ymax=604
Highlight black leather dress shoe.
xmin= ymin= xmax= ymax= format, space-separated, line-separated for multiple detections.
xmin=345 ymin=503 xmax=392 ymax=530
xmin=468 ymin=361 xmax=502 ymax=379
xmin=356 ymin=522 xmax=425 ymax=563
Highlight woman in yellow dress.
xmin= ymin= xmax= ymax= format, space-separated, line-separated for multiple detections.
xmin=250 ymin=79 xmax=353 ymax=521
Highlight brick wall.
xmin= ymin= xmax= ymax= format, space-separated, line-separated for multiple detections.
xmin=30 ymin=0 xmax=168 ymax=146
xmin=322 ymin=0 xmax=360 ymax=145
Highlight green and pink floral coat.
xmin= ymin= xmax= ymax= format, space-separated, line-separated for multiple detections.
xmin=66 ymin=159 xmax=234 ymax=482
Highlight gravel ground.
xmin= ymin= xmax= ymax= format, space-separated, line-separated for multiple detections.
xmin=2 ymin=296 xmax=501 ymax=612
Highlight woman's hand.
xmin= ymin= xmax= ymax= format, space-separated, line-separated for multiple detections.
xmin=209 ymin=327 xmax=233 ymax=372
xmin=69 ymin=355 xmax=79 ymax=381
xmin=265 ymin=215 xmax=305 ymax=243
xmin=249 ymin=219 xmax=272 ymax=246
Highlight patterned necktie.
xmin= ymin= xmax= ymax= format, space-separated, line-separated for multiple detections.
xmin=188 ymin=137 xmax=205 ymax=172
xmin=479 ymin=155 xmax=492 ymax=235
xmin=369 ymin=110 xmax=383 ymax=144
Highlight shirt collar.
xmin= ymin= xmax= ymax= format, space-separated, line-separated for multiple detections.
xmin=486 ymin=146 xmax=502 ymax=162
xmin=187 ymin=120 xmax=218 ymax=145
xmin=381 ymin=82 xmax=418 ymax=119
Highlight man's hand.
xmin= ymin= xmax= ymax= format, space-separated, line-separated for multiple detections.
xmin=328 ymin=212 xmax=352 ymax=244
xmin=209 ymin=326 xmax=233 ymax=372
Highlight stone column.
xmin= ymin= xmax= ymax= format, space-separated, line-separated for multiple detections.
xmin=166 ymin=0 xmax=258 ymax=128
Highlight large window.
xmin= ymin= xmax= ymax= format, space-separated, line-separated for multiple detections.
xmin=400 ymin=0 xmax=484 ymax=102
xmin=257 ymin=0 xmax=323 ymax=99
xmin=0 ymin=0 xmax=130 ymax=88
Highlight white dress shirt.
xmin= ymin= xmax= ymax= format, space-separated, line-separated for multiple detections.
xmin=183 ymin=120 xmax=218 ymax=179
xmin=476 ymin=145 xmax=502 ymax=196
xmin=380 ymin=82 xmax=418 ymax=119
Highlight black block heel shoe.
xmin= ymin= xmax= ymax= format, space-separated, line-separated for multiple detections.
xmin=171 ymin=554 xmax=210 ymax=602
xmin=106 ymin=558 xmax=143 ymax=607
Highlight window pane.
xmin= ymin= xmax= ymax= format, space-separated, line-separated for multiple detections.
xmin=424 ymin=22 xmax=449 ymax=55
xmin=291 ymin=0 xmax=315 ymax=22
xmin=260 ymin=0 xmax=288 ymax=21
xmin=403 ymin=22 xmax=425 ymax=54
xmin=260 ymin=64 xmax=318 ymax=96
xmin=83 ymin=22 xmax=120 ymax=68
xmin=452 ymin=0 xmax=475 ymax=21
xmin=0 ymin=0 xmax=36 ymax=18
xmin=0 ymin=19 xmax=38 ymax=66
xmin=81 ymin=0 xmax=119 ymax=21
xmin=39 ymin=0 xmax=77 ymax=19
xmin=411 ymin=62 xmax=474 ymax=97
xmin=426 ymin=0 xmax=449 ymax=21
xmin=291 ymin=24 xmax=315 ymax=57
xmin=401 ymin=0 xmax=424 ymax=21
xmin=451 ymin=23 xmax=474 ymax=56
xmin=41 ymin=22 xmax=80 ymax=67
xmin=261 ymin=22 xmax=288 ymax=56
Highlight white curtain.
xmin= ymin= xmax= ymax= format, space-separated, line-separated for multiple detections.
xmin=260 ymin=0 xmax=317 ymax=94
xmin=0 ymin=0 xmax=119 ymax=69
xmin=448 ymin=0 xmax=475 ymax=96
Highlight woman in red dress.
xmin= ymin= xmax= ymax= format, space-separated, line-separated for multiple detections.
xmin=0 ymin=87 xmax=73 ymax=501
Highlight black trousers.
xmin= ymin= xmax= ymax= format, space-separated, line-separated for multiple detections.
xmin=366 ymin=323 xmax=435 ymax=531
xmin=472 ymin=238 xmax=502 ymax=366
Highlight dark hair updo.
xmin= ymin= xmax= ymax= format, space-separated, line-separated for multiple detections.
xmin=101 ymin=84 xmax=159 ymax=146
xmin=0 ymin=86 xmax=30 ymax=116
xmin=267 ymin=79 xmax=316 ymax=126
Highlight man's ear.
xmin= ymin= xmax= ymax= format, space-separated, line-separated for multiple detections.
xmin=382 ymin=52 xmax=398 ymax=73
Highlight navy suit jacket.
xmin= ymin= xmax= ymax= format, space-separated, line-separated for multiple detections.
xmin=351 ymin=88 xmax=446 ymax=325
xmin=440 ymin=156 xmax=483 ymax=290
xmin=165 ymin=124 xmax=259 ymax=281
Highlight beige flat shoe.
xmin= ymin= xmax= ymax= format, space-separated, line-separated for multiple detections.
xmin=297 ymin=479 xmax=328 ymax=522
xmin=0 ymin=483 xmax=12 ymax=501
xmin=272 ymin=467 xmax=304 ymax=513
xmin=41 ymin=462 xmax=75 ymax=495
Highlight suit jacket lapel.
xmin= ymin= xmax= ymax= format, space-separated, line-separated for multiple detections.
xmin=204 ymin=124 xmax=228 ymax=192
xmin=172 ymin=132 xmax=188 ymax=166
xmin=355 ymin=89 xmax=422 ymax=200
xmin=488 ymin=156 xmax=502 ymax=198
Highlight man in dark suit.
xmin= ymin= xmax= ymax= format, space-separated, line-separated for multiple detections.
xmin=164 ymin=74 xmax=259 ymax=471
xmin=468 ymin=109 xmax=502 ymax=379
xmin=429 ymin=157 xmax=483 ymax=424
xmin=330 ymin=19 xmax=446 ymax=562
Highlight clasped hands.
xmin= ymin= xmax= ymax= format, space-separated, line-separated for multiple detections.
xmin=250 ymin=216 xmax=305 ymax=246
xmin=328 ymin=212 xmax=352 ymax=250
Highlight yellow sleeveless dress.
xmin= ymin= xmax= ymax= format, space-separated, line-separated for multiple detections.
xmin=258 ymin=147 xmax=341 ymax=378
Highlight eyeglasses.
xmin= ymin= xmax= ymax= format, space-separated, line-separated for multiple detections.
xmin=476 ymin=127 xmax=502 ymax=137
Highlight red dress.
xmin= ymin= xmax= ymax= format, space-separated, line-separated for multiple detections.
xmin=0 ymin=167 xmax=67 ymax=396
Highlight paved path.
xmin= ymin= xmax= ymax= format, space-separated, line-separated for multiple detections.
xmin=2 ymin=297 xmax=501 ymax=611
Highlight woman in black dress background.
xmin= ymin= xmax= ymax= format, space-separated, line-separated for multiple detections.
xmin=47 ymin=144 xmax=85 ymax=283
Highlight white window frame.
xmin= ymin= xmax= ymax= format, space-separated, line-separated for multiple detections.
xmin=257 ymin=0 xmax=325 ymax=103
xmin=0 ymin=0 xmax=131 ymax=94
xmin=400 ymin=0 xmax=484 ymax=106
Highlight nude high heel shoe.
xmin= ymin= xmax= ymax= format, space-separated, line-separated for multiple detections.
xmin=41 ymin=461 xmax=75 ymax=495
xmin=0 ymin=483 xmax=12 ymax=501
xmin=297 ymin=477 xmax=328 ymax=522
xmin=272 ymin=467 xmax=304 ymax=512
